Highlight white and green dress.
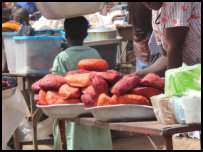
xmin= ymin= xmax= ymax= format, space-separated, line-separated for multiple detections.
xmin=52 ymin=46 xmax=112 ymax=150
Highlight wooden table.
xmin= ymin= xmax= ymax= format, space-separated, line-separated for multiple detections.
xmin=58 ymin=117 xmax=201 ymax=150
xmin=2 ymin=73 xmax=53 ymax=150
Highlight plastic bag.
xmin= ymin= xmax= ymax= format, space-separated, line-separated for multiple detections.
xmin=181 ymin=89 xmax=201 ymax=124
xmin=16 ymin=117 xmax=54 ymax=141
xmin=172 ymin=96 xmax=186 ymax=124
xmin=165 ymin=64 xmax=201 ymax=97
xmin=150 ymin=94 xmax=177 ymax=125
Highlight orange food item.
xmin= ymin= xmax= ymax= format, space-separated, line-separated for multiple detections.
xmin=81 ymin=94 xmax=98 ymax=108
xmin=46 ymin=91 xmax=61 ymax=105
xmin=82 ymin=85 xmax=96 ymax=97
xmin=64 ymin=73 xmax=92 ymax=88
xmin=97 ymin=93 xmax=119 ymax=106
xmin=131 ymin=87 xmax=163 ymax=100
xmin=39 ymin=74 xmax=66 ymax=91
xmin=89 ymin=71 xmax=121 ymax=86
xmin=111 ymin=75 xmax=140 ymax=95
xmin=32 ymin=79 xmax=42 ymax=93
xmin=106 ymin=70 xmax=120 ymax=74
xmin=54 ymin=99 xmax=81 ymax=105
xmin=91 ymin=75 xmax=109 ymax=95
xmin=140 ymin=73 xmax=165 ymax=90
xmin=38 ymin=90 xmax=48 ymax=105
xmin=65 ymin=70 xmax=90 ymax=76
xmin=55 ymin=99 xmax=66 ymax=104
xmin=78 ymin=59 xmax=109 ymax=71
xmin=59 ymin=84 xmax=81 ymax=99
xmin=34 ymin=94 xmax=39 ymax=104
xmin=65 ymin=99 xmax=81 ymax=104
xmin=118 ymin=94 xmax=150 ymax=106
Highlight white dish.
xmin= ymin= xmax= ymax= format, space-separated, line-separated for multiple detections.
xmin=36 ymin=2 xmax=105 ymax=19
xmin=86 ymin=104 xmax=156 ymax=122
xmin=37 ymin=103 xmax=91 ymax=119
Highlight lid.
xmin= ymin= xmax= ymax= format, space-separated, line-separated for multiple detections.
xmin=13 ymin=36 xmax=64 ymax=40
xmin=88 ymin=27 xmax=117 ymax=33
xmin=2 ymin=32 xmax=18 ymax=36
xmin=34 ymin=29 xmax=64 ymax=35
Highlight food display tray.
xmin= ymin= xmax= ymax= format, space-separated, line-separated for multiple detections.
xmin=37 ymin=103 xmax=91 ymax=119
xmin=86 ymin=104 xmax=156 ymax=122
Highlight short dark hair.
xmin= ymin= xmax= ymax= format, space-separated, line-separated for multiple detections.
xmin=13 ymin=4 xmax=22 ymax=9
xmin=64 ymin=16 xmax=88 ymax=41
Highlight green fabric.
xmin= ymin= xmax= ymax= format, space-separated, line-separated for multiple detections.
xmin=53 ymin=121 xmax=112 ymax=150
xmin=165 ymin=64 xmax=201 ymax=97
xmin=52 ymin=46 xmax=101 ymax=76
xmin=52 ymin=46 xmax=113 ymax=150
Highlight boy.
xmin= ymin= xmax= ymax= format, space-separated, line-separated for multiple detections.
xmin=2 ymin=8 xmax=29 ymax=32
xmin=52 ymin=16 xmax=112 ymax=150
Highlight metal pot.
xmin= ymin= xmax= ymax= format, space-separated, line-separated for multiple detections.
xmin=84 ymin=27 xmax=118 ymax=42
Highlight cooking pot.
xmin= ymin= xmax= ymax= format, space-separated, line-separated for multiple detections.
xmin=84 ymin=27 xmax=118 ymax=42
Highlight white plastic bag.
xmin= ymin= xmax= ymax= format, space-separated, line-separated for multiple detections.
xmin=16 ymin=117 xmax=54 ymax=142
xmin=151 ymin=94 xmax=177 ymax=125
xmin=2 ymin=89 xmax=26 ymax=150
xmin=172 ymin=96 xmax=186 ymax=124
xmin=181 ymin=89 xmax=201 ymax=124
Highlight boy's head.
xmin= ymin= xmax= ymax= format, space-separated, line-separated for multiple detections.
xmin=64 ymin=16 xmax=88 ymax=44
xmin=13 ymin=8 xmax=29 ymax=25
xmin=12 ymin=4 xmax=22 ymax=15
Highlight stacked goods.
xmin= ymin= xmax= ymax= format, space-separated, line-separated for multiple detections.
xmin=31 ymin=59 xmax=164 ymax=107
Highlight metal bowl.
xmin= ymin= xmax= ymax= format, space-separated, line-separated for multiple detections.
xmin=36 ymin=103 xmax=91 ymax=119
xmin=2 ymin=77 xmax=18 ymax=100
xmin=2 ymin=86 xmax=17 ymax=100
xmin=86 ymin=104 xmax=156 ymax=122
xmin=84 ymin=27 xmax=118 ymax=42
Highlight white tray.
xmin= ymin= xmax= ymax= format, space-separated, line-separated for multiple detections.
xmin=37 ymin=103 xmax=91 ymax=119
xmin=86 ymin=104 xmax=156 ymax=122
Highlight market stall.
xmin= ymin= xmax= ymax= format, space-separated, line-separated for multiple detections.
xmin=2 ymin=2 xmax=201 ymax=150
xmin=58 ymin=117 xmax=201 ymax=150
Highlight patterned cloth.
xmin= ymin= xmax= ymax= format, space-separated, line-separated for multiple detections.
xmin=128 ymin=2 xmax=153 ymax=66
xmin=133 ymin=33 xmax=151 ymax=65
xmin=152 ymin=2 xmax=201 ymax=65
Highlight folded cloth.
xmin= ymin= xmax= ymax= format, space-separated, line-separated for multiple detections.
xmin=2 ymin=22 xmax=21 ymax=31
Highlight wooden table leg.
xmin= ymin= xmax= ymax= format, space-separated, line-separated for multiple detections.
xmin=58 ymin=120 xmax=67 ymax=150
xmin=32 ymin=108 xmax=43 ymax=150
xmin=146 ymin=135 xmax=158 ymax=150
xmin=13 ymin=129 xmax=20 ymax=150
xmin=163 ymin=135 xmax=173 ymax=150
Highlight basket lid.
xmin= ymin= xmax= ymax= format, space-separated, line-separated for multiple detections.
xmin=2 ymin=32 xmax=18 ymax=36
xmin=13 ymin=36 xmax=64 ymax=40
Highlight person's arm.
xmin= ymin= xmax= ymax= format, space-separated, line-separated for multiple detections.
xmin=133 ymin=45 xmax=167 ymax=78
xmin=165 ymin=27 xmax=188 ymax=69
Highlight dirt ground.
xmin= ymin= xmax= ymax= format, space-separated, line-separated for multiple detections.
xmin=19 ymin=135 xmax=201 ymax=150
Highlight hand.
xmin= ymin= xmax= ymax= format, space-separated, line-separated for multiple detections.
xmin=49 ymin=68 xmax=52 ymax=73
